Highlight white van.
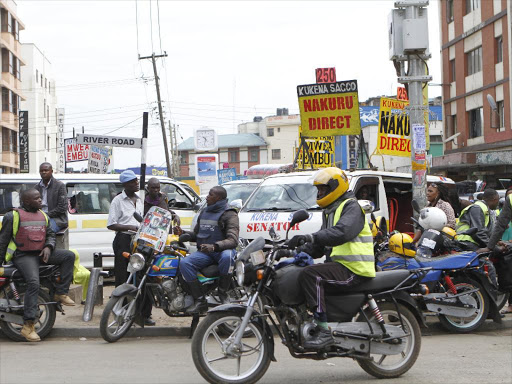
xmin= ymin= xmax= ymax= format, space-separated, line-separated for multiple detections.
xmin=239 ymin=170 xmax=456 ymax=241
xmin=0 ymin=174 xmax=201 ymax=268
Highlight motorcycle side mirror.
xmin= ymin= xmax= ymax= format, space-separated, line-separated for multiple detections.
xmin=290 ymin=210 xmax=309 ymax=228
xmin=411 ymin=199 xmax=421 ymax=214
xmin=133 ymin=212 xmax=143 ymax=223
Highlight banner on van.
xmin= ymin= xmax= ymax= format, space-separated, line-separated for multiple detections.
xmin=65 ymin=138 xmax=90 ymax=163
xmin=297 ymin=80 xmax=361 ymax=137
xmin=18 ymin=111 xmax=29 ymax=173
xmin=376 ymin=98 xmax=410 ymax=157
xmin=296 ymin=125 xmax=333 ymax=168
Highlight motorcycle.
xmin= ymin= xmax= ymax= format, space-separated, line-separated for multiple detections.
xmin=376 ymin=201 xmax=501 ymax=333
xmin=0 ymin=264 xmax=64 ymax=341
xmin=99 ymin=206 xmax=243 ymax=343
xmin=191 ymin=210 xmax=428 ymax=384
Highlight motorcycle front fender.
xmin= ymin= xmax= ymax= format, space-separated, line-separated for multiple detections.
xmin=112 ymin=283 xmax=138 ymax=298
xmin=208 ymin=304 xmax=276 ymax=362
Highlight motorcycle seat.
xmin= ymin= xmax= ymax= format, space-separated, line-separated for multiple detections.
xmin=350 ymin=270 xmax=411 ymax=293
xmin=200 ymin=264 xmax=219 ymax=278
xmin=415 ymin=251 xmax=478 ymax=269
xmin=0 ymin=264 xmax=57 ymax=278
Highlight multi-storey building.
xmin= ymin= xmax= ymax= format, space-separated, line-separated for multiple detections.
xmin=0 ymin=0 xmax=24 ymax=174
xmin=434 ymin=0 xmax=511 ymax=186
xmin=20 ymin=43 xmax=60 ymax=173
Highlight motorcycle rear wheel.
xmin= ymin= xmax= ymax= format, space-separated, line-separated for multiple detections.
xmin=438 ymin=278 xmax=489 ymax=333
xmin=356 ymin=302 xmax=422 ymax=379
xmin=0 ymin=287 xmax=56 ymax=342
xmin=99 ymin=293 xmax=136 ymax=343
xmin=192 ymin=311 xmax=271 ymax=384
xmin=496 ymin=291 xmax=510 ymax=312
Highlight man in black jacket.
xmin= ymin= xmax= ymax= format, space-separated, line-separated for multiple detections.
xmin=0 ymin=189 xmax=75 ymax=342
xmin=34 ymin=162 xmax=68 ymax=232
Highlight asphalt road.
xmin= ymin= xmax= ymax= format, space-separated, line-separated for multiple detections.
xmin=1 ymin=328 xmax=511 ymax=384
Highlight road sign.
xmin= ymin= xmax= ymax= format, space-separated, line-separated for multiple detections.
xmin=315 ymin=67 xmax=337 ymax=84
xmin=76 ymin=133 xmax=142 ymax=148
xmin=376 ymin=97 xmax=410 ymax=157
xmin=65 ymin=138 xmax=90 ymax=162
xmin=218 ymin=168 xmax=237 ymax=184
xmin=88 ymin=145 xmax=110 ymax=174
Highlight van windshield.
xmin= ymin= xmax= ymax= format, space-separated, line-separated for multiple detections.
xmin=223 ymin=183 xmax=259 ymax=204
xmin=243 ymin=183 xmax=317 ymax=211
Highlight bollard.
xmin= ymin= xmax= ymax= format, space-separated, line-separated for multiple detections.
xmin=83 ymin=267 xmax=101 ymax=322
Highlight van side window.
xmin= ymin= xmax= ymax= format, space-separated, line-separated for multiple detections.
xmin=0 ymin=183 xmax=30 ymax=214
xmin=354 ymin=178 xmax=380 ymax=211
xmin=383 ymin=181 xmax=413 ymax=234
xmin=160 ymin=183 xmax=193 ymax=209
xmin=67 ymin=183 xmax=123 ymax=214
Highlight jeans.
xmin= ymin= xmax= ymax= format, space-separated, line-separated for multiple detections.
xmin=12 ymin=250 xmax=75 ymax=321
xmin=180 ymin=249 xmax=235 ymax=282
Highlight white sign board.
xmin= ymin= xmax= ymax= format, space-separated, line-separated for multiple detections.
xmin=65 ymin=138 xmax=90 ymax=163
xmin=195 ymin=154 xmax=219 ymax=195
xmin=57 ymin=109 xmax=65 ymax=172
xmin=88 ymin=145 xmax=110 ymax=174
xmin=76 ymin=133 xmax=142 ymax=148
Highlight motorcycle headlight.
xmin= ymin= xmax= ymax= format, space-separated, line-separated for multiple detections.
xmin=235 ymin=260 xmax=245 ymax=286
xmin=129 ymin=253 xmax=145 ymax=271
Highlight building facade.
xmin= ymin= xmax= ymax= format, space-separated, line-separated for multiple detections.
xmin=177 ymin=133 xmax=268 ymax=177
xmin=20 ymin=43 xmax=60 ymax=173
xmin=0 ymin=0 xmax=24 ymax=174
xmin=435 ymin=0 xmax=511 ymax=186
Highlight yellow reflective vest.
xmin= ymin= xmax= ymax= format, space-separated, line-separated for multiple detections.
xmin=329 ymin=198 xmax=375 ymax=278
xmin=5 ymin=210 xmax=49 ymax=262
xmin=455 ymin=200 xmax=489 ymax=245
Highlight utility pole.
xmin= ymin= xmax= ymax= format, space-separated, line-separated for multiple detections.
xmin=390 ymin=0 xmax=432 ymax=210
xmin=168 ymin=120 xmax=174 ymax=177
xmin=173 ymin=124 xmax=180 ymax=177
xmin=139 ymin=52 xmax=172 ymax=178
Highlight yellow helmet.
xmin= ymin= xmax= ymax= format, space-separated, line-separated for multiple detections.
xmin=389 ymin=233 xmax=416 ymax=257
xmin=312 ymin=167 xmax=349 ymax=208
xmin=441 ymin=226 xmax=456 ymax=239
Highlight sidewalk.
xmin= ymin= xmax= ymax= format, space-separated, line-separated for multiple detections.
xmin=1 ymin=285 xmax=511 ymax=339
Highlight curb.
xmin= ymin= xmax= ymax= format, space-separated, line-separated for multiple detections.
xmin=1 ymin=318 xmax=510 ymax=340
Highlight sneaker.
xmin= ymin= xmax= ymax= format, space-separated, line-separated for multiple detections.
xmin=144 ymin=316 xmax=156 ymax=326
xmin=54 ymin=294 xmax=76 ymax=306
xmin=303 ymin=327 xmax=334 ymax=349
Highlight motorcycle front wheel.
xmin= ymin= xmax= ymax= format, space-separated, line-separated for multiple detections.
xmin=356 ymin=302 xmax=422 ymax=379
xmin=438 ymin=278 xmax=489 ymax=333
xmin=99 ymin=293 xmax=136 ymax=343
xmin=192 ymin=311 xmax=271 ymax=384
xmin=0 ymin=287 xmax=56 ymax=342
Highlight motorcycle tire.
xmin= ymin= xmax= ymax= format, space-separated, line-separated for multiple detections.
xmin=99 ymin=293 xmax=136 ymax=343
xmin=356 ymin=302 xmax=422 ymax=379
xmin=438 ymin=277 xmax=489 ymax=333
xmin=0 ymin=288 xmax=56 ymax=342
xmin=192 ymin=311 xmax=271 ymax=384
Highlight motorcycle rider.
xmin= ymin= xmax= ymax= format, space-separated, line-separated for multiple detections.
xmin=287 ymin=167 xmax=375 ymax=349
xmin=0 ymin=189 xmax=76 ymax=342
xmin=456 ymin=189 xmax=500 ymax=251
xmin=179 ymin=186 xmax=239 ymax=314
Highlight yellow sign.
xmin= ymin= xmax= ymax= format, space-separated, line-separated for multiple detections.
xmin=377 ymin=97 xmax=410 ymax=157
xmin=297 ymin=80 xmax=361 ymax=137
xmin=296 ymin=126 xmax=334 ymax=168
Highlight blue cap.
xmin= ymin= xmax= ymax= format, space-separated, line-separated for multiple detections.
xmin=120 ymin=170 xmax=137 ymax=183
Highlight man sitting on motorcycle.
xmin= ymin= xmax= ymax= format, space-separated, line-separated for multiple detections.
xmin=0 ymin=189 xmax=76 ymax=342
xmin=179 ymin=186 xmax=239 ymax=314
xmin=456 ymin=189 xmax=500 ymax=251
xmin=287 ymin=167 xmax=375 ymax=349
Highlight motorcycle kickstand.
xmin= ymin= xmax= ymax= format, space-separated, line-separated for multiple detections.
xmin=190 ymin=314 xmax=200 ymax=339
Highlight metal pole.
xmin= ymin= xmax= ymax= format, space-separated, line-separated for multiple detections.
xmin=83 ymin=267 xmax=101 ymax=322
xmin=168 ymin=120 xmax=174 ymax=178
xmin=140 ymin=112 xmax=148 ymax=202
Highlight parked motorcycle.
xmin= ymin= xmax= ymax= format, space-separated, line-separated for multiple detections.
xmin=99 ymin=206 xmax=244 ymax=343
xmin=0 ymin=264 xmax=63 ymax=341
xmin=191 ymin=210 xmax=428 ymax=384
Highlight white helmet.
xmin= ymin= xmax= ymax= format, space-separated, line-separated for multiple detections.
xmin=418 ymin=207 xmax=447 ymax=231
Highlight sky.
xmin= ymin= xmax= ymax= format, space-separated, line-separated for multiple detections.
xmin=17 ymin=0 xmax=442 ymax=169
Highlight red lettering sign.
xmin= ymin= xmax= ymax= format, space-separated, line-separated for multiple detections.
xmin=316 ymin=68 xmax=337 ymax=84
xmin=397 ymin=87 xmax=408 ymax=101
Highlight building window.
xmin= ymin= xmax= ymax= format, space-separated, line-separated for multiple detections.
xmin=449 ymin=59 xmax=456 ymax=83
xmin=11 ymin=91 xmax=18 ymax=114
xmin=465 ymin=0 xmax=480 ymax=14
xmin=468 ymin=108 xmax=483 ymax=138
xmin=1 ymin=9 xmax=11 ymax=33
xmin=497 ymin=100 xmax=505 ymax=129
xmin=229 ymin=150 xmax=239 ymax=162
xmin=249 ymin=148 xmax=259 ymax=162
xmin=47 ymin=105 xmax=50 ymax=123
xmin=1 ymin=49 xmax=8 ymax=73
xmin=496 ymin=36 xmax=503 ymax=63
xmin=180 ymin=153 xmax=187 ymax=165
xmin=272 ymin=149 xmax=281 ymax=160
xmin=467 ymin=46 xmax=482 ymax=76
xmin=2 ymin=127 xmax=9 ymax=151
xmin=446 ymin=114 xmax=457 ymax=138
xmin=277 ymin=127 xmax=281 ymax=133
xmin=446 ymin=0 xmax=454 ymax=22
xmin=45 ymin=78 xmax=47 ymax=89
xmin=2 ymin=88 xmax=9 ymax=112
xmin=11 ymin=131 xmax=17 ymax=153
xmin=267 ymin=128 xmax=274 ymax=137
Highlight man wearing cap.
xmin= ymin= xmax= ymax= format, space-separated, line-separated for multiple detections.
xmin=107 ymin=170 xmax=155 ymax=325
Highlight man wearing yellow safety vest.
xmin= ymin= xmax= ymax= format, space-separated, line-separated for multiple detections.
xmin=287 ymin=167 xmax=375 ymax=349
xmin=0 ymin=189 xmax=75 ymax=342
xmin=456 ymin=189 xmax=500 ymax=251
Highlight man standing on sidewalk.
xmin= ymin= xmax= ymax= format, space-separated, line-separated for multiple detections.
xmin=34 ymin=162 xmax=68 ymax=232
